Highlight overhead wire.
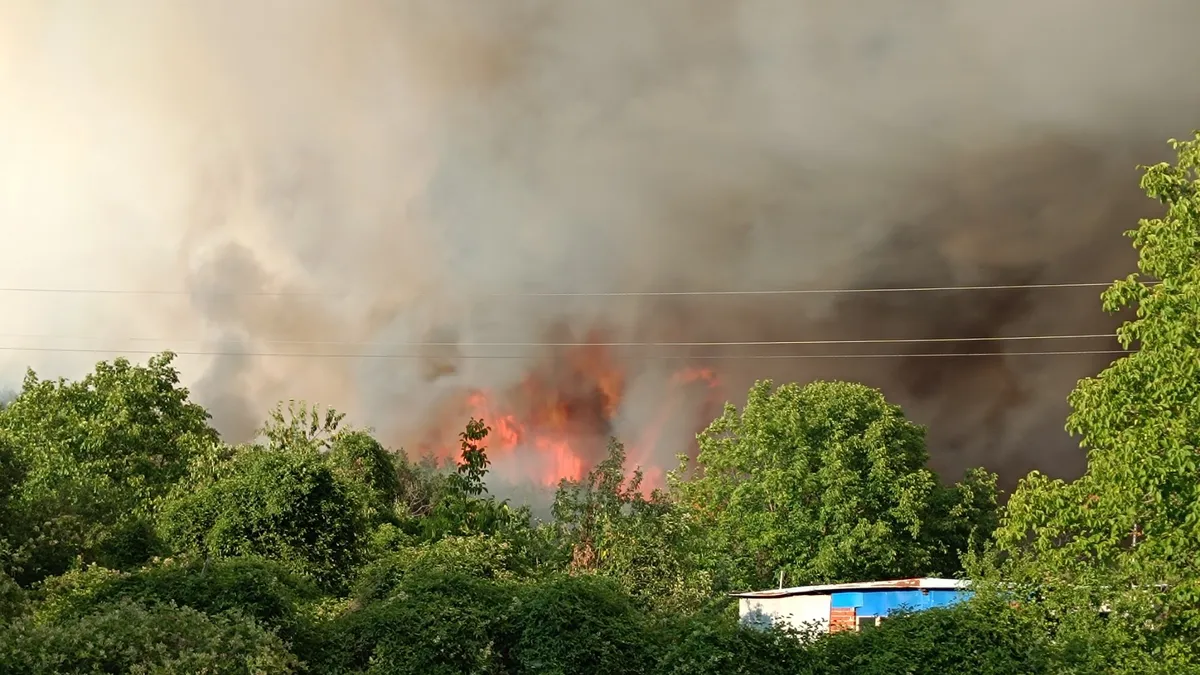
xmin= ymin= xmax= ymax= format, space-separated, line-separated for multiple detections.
xmin=0 ymin=279 xmax=1135 ymax=360
xmin=0 ymin=346 xmax=1131 ymax=360
xmin=0 ymin=280 xmax=1149 ymax=298
xmin=0 ymin=332 xmax=1119 ymax=348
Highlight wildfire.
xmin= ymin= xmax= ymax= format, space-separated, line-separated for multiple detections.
xmin=428 ymin=339 xmax=722 ymax=490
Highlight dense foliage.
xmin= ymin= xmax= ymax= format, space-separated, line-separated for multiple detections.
xmin=993 ymin=132 xmax=1200 ymax=669
xmin=675 ymin=380 xmax=997 ymax=590
xmin=1 ymin=135 xmax=1199 ymax=672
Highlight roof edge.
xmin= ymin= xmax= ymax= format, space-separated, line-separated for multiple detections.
xmin=729 ymin=577 xmax=972 ymax=599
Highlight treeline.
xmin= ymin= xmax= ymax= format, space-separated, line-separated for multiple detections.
xmin=1 ymin=135 xmax=1199 ymax=672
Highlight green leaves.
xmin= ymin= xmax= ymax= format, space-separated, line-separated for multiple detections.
xmin=159 ymin=448 xmax=369 ymax=592
xmin=675 ymin=380 xmax=996 ymax=590
xmin=995 ymin=132 xmax=1200 ymax=665
xmin=420 ymin=418 xmax=541 ymax=552
xmin=259 ymin=400 xmax=346 ymax=454
xmin=0 ymin=353 xmax=217 ymax=583
xmin=0 ymin=598 xmax=300 ymax=674
xmin=553 ymin=440 xmax=714 ymax=613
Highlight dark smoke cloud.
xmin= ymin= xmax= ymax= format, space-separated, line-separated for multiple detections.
xmin=1 ymin=1 xmax=1197 ymax=491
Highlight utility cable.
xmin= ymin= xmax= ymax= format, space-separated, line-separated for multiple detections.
xmin=0 ymin=345 xmax=1131 ymax=360
xmin=0 ymin=332 xmax=1120 ymax=348
xmin=0 ymin=280 xmax=1147 ymax=298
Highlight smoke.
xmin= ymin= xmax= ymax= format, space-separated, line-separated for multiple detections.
xmin=2 ymin=0 xmax=1198 ymax=490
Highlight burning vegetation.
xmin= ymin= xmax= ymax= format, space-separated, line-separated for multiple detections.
xmin=418 ymin=339 xmax=723 ymax=489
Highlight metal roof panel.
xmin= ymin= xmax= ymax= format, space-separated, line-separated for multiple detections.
xmin=729 ymin=577 xmax=970 ymax=599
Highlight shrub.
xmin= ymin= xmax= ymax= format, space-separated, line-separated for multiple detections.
xmin=160 ymin=449 xmax=368 ymax=591
xmin=0 ymin=598 xmax=300 ymax=674
xmin=354 ymin=535 xmax=525 ymax=602
xmin=317 ymin=569 xmax=514 ymax=675
xmin=33 ymin=557 xmax=322 ymax=657
xmin=804 ymin=600 xmax=1047 ymax=675
xmin=508 ymin=574 xmax=654 ymax=675
xmin=655 ymin=602 xmax=813 ymax=675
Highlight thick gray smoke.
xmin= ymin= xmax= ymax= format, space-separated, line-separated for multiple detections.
xmin=2 ymin=1 xmax=1198 ymax=490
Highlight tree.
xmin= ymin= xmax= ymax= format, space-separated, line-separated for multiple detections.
xmin=507 ymin=575 xmax=655 ymax=675
xmin=655 ymin=604 xmax=812 ymax=675
xmin=32 ymin=558 xmax=322 ymax=658
xmin=0 ymin=433 xmax=24 ymax=535
xmin=423 ymin=418 xmax=527 ymax=541
xmin=675 ymin=380 xmax=997 ymax=590
xmin=803 ymin=600 xmax=1047 ymax=675
xmin=259 ymin=400 xmax=345 ymax=454
xmin=354 ymin=534 xmax=531 ymax=603
xmin=328 ymin=430 xmax=402 ymax=513
xmin=0 ymin=353 xmax=217 ymax=583
xmin=553 ymin=440 xmax=714 ymax=612
xmin=0 ymin=599 xmax=300 ymax=674
xmin=316 ymin=569 xmax=514 ymax=675
xmin=159 ymin=448 xmax=368 ymax=592
xmin=996 ymin=133 xmax=1200 ymax=663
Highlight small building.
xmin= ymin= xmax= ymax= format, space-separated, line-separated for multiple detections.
xmin=732 ymin=577 xmax=972 ymax=635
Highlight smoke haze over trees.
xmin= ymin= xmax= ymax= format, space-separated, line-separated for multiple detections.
xmin=4 ymin=128 xmax=1200 ymax=667
xmin=5 ymin=2 xmax=1200 ymax=491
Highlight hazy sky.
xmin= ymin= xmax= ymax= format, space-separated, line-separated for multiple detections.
xmin=3 ymin=1 xmax=1199 ymax=488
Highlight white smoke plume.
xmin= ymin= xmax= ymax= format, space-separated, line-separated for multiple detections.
xmin=2 ymin=0 xmax=1199 ymax=489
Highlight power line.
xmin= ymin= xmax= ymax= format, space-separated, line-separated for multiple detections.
xmin=0 ymin=345 xmax=1131 ymax=360
xmin=0 ymin=332 xmax=1119 ymax=348
xmin=484 ymin=282 xmax=1127 ymax=297
xmin=0 ymin=280 xmax=1135 ymax=298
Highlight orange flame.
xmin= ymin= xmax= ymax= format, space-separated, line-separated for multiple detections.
xmin=431 ymin=341 xmax=723 ymax=491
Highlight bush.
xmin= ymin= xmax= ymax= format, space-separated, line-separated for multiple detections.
xmin=0 ymin=568 xmax=25 ymax=622
xmin=160 ymin=449 xmax=368 ymax=591
xmin=0 ymin=355 xmax=217 ymax=584
xmin=33 ymin=558 xmax=322 ymax=656
xmin=354 ymin=535 xmax=527 ymax=602
xmin=317 ymin=569 xmax=515 ymax=675
xmin=655 ymin=602 xmax=813 ymax=675
xmin=0 ymin=598 xmax=300 ymax=674
xmin=328 ymin=431 xmax=402 ymax=513
xmin=508 ymin=574 xmax=654 ymax=675
xmin=804 ymin=600 xmax=1047 ymax=674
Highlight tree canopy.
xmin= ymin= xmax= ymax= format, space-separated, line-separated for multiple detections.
xmin=675 ymin=379 xmax=997 ymax=590
xmin=996 ymin=133 xmax=1200 ymax=665
xmin=0 ymin=353 xmax=217 ymax=583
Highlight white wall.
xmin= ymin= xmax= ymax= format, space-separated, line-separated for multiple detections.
xmin=739 ymin=594 xmax=831 ymax=636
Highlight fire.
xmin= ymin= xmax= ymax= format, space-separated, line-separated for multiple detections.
xmin=462 ymin=388 xmax=588 ymax=485
xmin=428 ymin=337 xmax=723 ymax=491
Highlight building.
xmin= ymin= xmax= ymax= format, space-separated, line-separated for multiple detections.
xmin=732 ymin=577 xmax=972 ymax=635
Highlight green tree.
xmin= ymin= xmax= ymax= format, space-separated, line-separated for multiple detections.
xmin=0 ymin=433 xmax=24 ymax=543
xmin=33 ymin=558 xmax=322 ymax=658
xmin=424 ymin=418 xmax=528 ymax=541
xmin=352 ymin=533 xmax=554 ymax=606
xmin=317 ymin=569 xmax=514 ymax=675
xmin=655 ymin=604 xmax=812 ymax=675
xmin=675 ymin=380 xmax=997 ymax=590
xmin=803 ymin=599 xmax=1047 ymax=675
xmin=507 ymin=574 xmax=655 ymax=675
xmin=159 ymin=448 xmax=368 ymax=591
xmin=328 ymin=430 xmax=402 ymax=514
xmin=553 ymin=440 xmax=714 ymax=613
xmin=260 ymin=399 xmax=345 ymax=454
xmin=996 ymin=133 xmax=1200 ymax=665
xmin=0 ymin=599 xmax=300 ymax=674
xmin=0 ymin=353 xmax=217 ymax=583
